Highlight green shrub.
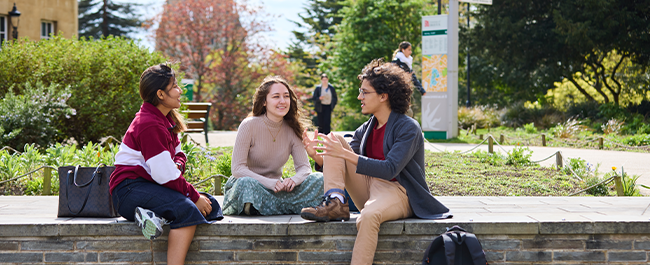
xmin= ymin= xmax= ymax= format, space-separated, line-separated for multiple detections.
xmin=458 ymin=105 xmax=501 ymax=129
xmin=566 ymin=101 xmax=600 ymax=120
xmin=506 ymin=146 xmax=532 ymax=166
xmin=598 ymin=103 xmax=627 ymax=121
xmin=621 ymin=114 xmax=650 ymax=135
xmin=502 ymin=102 xmax=562 ymax=128
xmin=0 ymin=82 xmax=75 ymax=151
xmin=215 ymin=152 xmax=232 ymax=177
xmin=0 ymin=35 xmax=168 ymax=145
xmin=472 ymin=150 xmax=506 ymax=166
xmin=584 ymin=175 xmax=609 ymax=196
xmin=523 ymin=122 xmax=537 ymax=134
xmin=623 ymin=134 xmax=650 ymax=146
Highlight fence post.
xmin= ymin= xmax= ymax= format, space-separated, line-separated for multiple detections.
xmin=43 ymin=167 xmax=52 ymax=195
xmin=555 ymin=151 xmax=563 ymax=170
xmin=599 ymin=137 xmax=603 ymax=149
xmin=472 ymin=123 xmax=477 ymax=135
xmin=479 ymin=134 xmax=483 ymax=140
xmin=213 ymin=175 xmax=222 ymax=195
xmin=541 ymin=134 xmax=546 ymax=146
xmin=499 ymin=134 xmax=505 ymax=144
xmin=614 ymin=175 xmax=624 ymax=196
xmin=488 ymin=136 xmax=494 ymax=153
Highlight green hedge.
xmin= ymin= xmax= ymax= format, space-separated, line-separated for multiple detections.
xmin=0 ymin=35 xmax=167 ymax=145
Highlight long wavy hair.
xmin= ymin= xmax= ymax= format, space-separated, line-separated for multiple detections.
xmin=250 ymin=76 xmax=310 ymax=139
xmin=139 ymin=63 xmax=187 ymax=134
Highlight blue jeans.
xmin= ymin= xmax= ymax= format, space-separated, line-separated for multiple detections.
xmin=112 ymin=177 xmax=222 ymax=229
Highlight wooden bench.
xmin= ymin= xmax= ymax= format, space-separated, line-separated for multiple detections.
xmin=182 ymin=102 xmax=212 ymax=144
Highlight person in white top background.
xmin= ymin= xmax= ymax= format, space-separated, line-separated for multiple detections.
xmin=392 ymin=41 xmax=427 ymax=117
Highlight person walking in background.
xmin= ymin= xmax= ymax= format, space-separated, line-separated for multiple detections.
xmin=392 ymin=41 xmax=426 ymax=118
xmin=223 ymin=76 xmax=323 ymax=216
xmin=311 ymin=73 xmax=337 ymax=134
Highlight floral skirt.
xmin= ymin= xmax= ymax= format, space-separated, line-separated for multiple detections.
xmin=222 ymin=173 xmax=324 ymax=215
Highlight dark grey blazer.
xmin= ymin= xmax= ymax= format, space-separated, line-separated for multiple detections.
xmin=353 ymin=111 xmax=452 ymax=219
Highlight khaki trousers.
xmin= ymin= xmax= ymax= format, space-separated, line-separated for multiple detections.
xmin=323 ymin=134 xmax=413 ymax=265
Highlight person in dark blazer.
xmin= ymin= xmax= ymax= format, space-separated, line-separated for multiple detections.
xmin=311 ymin=73 xmax=337 ymax=134
xmin=301 ymin=59 xmax=452 ymax=265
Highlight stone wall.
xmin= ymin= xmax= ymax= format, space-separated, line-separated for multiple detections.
xmin=1 ymin=221 xmax=650 ymax=264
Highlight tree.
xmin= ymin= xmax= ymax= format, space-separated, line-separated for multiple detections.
xmin=325 ymin=0 xmax=436 ymax=110
xmin=78 ymin=0 xmax=142 ymax=39
xmin=151 ymin=0 xmax=301 ymax=130
xmin=283 ymin=0 xmax=345 ymax=88
xmin=465 ymin=0 xmax=650 ymax=106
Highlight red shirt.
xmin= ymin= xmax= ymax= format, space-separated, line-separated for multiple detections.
xmin=366 ymin=123 xmax=386 ymax=161
xmin=366 ymin=123 xmax=397 ymax=181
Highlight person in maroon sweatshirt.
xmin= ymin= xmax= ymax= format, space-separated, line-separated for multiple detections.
xmin=109 ymin=63 xmax=222 ymax=265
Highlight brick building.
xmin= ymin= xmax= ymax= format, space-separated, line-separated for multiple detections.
xmin=0 ymin=0 xmax=78 ymax=43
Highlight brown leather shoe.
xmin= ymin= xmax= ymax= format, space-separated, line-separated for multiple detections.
xmin=301 ymin=196 xmax=350 ymax=222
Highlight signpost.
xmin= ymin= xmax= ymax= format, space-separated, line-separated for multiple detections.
xmin=420 ymin=0 xmax=490 ymax=139
xmin=421 ymin=0 xmax=458 ymax=139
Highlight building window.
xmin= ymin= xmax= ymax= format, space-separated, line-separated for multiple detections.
xmin=0 ymin=16 xmax=6 ymax=44
xmin=41 ymin=21 xmax=55 ymax=39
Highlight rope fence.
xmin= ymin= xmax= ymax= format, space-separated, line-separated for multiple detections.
xmin=1 ymin=130 xmax=643 ymax=197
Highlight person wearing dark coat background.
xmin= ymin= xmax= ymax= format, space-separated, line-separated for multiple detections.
xmin=311 ymin=73 xmax=337 ymax=135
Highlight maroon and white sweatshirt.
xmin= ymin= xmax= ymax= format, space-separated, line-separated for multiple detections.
xmin=109 ymin=102 xmax=200 ymax=203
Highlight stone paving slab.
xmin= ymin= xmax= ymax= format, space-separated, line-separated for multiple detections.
xmin=1 ymin=196 xmax=649 ymax=227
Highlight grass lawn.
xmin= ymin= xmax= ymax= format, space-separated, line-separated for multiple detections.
xmin=429 ymin=126 xmax=650 ymax=153
xmin=278 ymin=149 xmax=589 ymax=197
xmin=424 ymin=151 xmax=582 ymax=196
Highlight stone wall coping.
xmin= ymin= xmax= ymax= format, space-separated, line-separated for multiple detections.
xmin=1 ymin=196 xmax=649 ymax=238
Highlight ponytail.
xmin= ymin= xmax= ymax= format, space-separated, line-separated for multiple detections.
xmin=392 ymin=48 xmax=400 ymax=60
xmin=393 ymin=41 xmax=412 ymax=60
xmin=169 ymin=109 xmax=187 ymax=134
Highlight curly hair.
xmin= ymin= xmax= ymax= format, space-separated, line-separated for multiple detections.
xmin=250 ymin=76 xmax=311 ymax=139
xmin=357 ymin=59 xmax=413 ymax=114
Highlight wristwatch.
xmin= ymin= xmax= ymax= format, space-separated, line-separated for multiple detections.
xmin=175 ymin=162 xmax=184 ymax=172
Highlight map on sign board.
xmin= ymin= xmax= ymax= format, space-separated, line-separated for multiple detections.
xmin=422 ymin=54 xmax=448 ymax=92
xmin=459 ymin=0 xmax=492 ymax=4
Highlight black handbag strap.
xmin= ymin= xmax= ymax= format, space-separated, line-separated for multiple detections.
xmin=65 ymin=164 xmax=104 ymax=216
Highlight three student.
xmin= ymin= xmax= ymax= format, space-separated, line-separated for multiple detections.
xmin=110 ymin=58 xmax=450 ymax=265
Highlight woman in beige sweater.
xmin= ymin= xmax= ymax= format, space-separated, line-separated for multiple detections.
xmin=222 ymin=76 xmax=323 ymax=215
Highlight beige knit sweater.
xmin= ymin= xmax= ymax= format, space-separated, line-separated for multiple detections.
xmin=231 ymin=114 xmax=312 ymax=190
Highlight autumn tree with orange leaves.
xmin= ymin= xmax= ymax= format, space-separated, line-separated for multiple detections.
xmin=149 ymin=0 xmax=300 ymax=129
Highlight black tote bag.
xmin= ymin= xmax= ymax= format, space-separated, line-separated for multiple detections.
xmin=57 ymin=164 xmax=120 ymax=217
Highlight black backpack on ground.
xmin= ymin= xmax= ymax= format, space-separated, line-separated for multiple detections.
xmin=422 ymin=225 xmax=488 ymax=265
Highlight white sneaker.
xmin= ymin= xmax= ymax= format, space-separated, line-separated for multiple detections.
xmin=134 ymin=207 xmax=167 ymax=240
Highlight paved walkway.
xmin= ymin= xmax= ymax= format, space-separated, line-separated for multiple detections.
xmin=2 ymin=196 xmax=649 ymax=225
xmin=187 ymin=131 xmax=650 ymax=195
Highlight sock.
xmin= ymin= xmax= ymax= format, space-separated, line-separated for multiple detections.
xmin=329 ymin=193 xmax=345 ymax=203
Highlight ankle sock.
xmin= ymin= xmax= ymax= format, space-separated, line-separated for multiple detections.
xmin=329 ymin=193 xmax=345 ymax=203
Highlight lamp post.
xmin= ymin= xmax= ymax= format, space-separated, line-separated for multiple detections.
xmin=8 ymin=3 xmax=20 ymax=40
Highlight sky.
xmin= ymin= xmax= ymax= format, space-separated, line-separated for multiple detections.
xmin=118 ymin=0 xmax=307 ymax=51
